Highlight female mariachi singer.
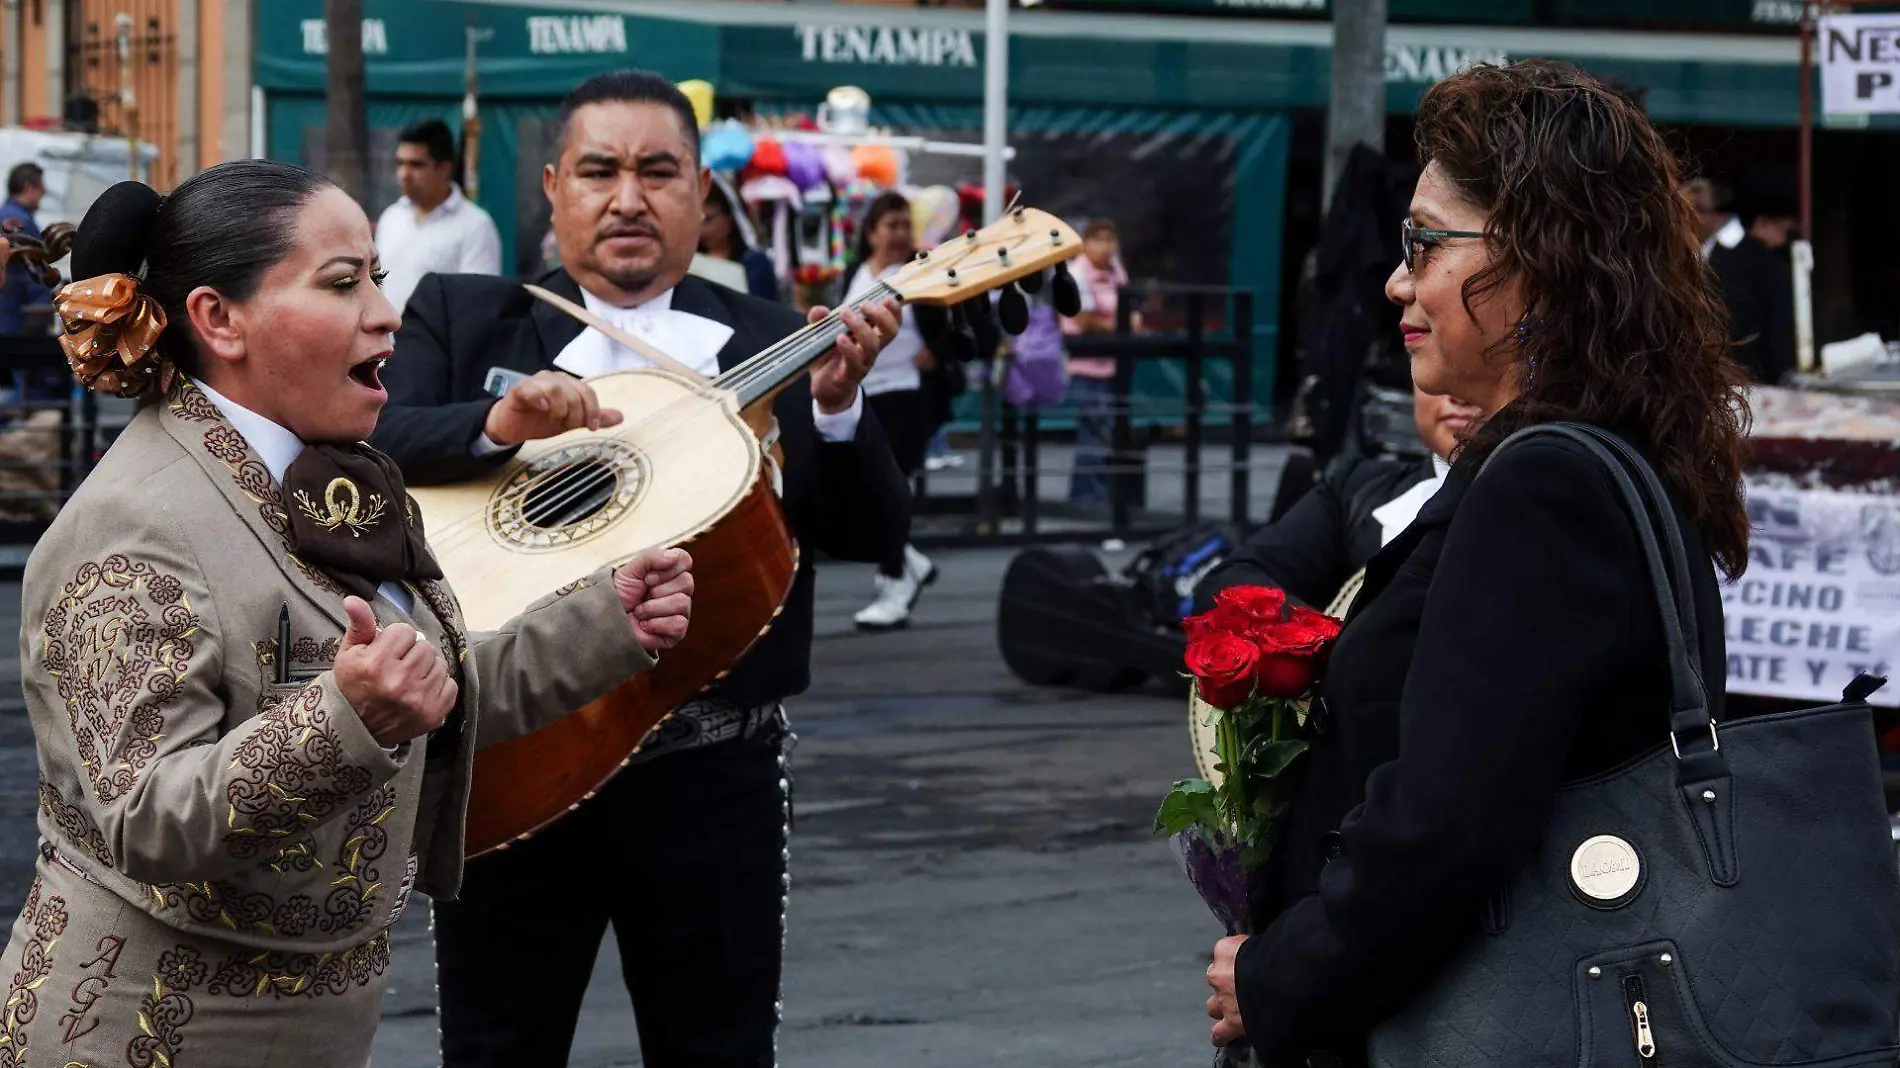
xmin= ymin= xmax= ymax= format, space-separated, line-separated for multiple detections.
xmin=0 ymin=162 xmax=693 ymax=1068
xmin=1202 ymin=62 xmax=1752 ymax=1064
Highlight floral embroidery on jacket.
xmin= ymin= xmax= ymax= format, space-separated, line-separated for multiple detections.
xmin=149 ymin=881 xmax=335 ymax=941
xmin=125 ymin=967 xmax=195 ymax=1068
xmin=38 ymin=776 xmax=114 ymax=868
xmin=202 ymin=931 xmax=390 ymax=999
xmin=41 ymin=556 xmax=198 ymax=805
xmin=319 ymin=786 xmax=395 ymax=935
xmin=225 ymin=680 xmax=371 ymax=861
xmin=0 ymin=876 xmax=68 ymax=1067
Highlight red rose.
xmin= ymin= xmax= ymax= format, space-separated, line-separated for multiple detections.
xmin=1214 ymin=585 xmax=1288 ymax=623
xmin=1253 ymin=650 xmax=1319 ymax=699
xmin=1247 ymin=608 xmax=1343 ymax=699
xmin=1182 ymin=603 xmax=1250 ymax=642
xmin=1185 ymin=633 xmax=1260 ymax=709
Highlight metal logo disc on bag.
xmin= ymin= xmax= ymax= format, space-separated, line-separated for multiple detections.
xmin=1570 ymin=835 xmax=1642 ymax=906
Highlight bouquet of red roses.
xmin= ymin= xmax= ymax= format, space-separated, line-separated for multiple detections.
xmin=1157 ymin=586 xmax=1340 ymax=1066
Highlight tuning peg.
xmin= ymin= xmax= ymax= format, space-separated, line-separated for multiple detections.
xmin=997 ymin=285 xmax=1030 ymax=336
xmin=1051 ymin=261 xmax=1082 ymax=317
xmin=1017 ymin=268 xmax=1044 ymax=295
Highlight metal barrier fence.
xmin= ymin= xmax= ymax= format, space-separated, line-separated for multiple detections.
xmin=913 ymin=283 xmax=1271 ymax=547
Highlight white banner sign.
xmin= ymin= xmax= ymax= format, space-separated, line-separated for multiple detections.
xmin=1725 ymin=481 xmax=1900 ymax=706
xmin=1820 ymin=14 xmax=1900 ymax=115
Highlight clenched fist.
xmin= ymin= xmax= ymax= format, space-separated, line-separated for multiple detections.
xmin=613 ymin=547 xmax=694 ymax=653
xmin=484 ymin=370 xmax=625 ymax=447
xmin=334 ymin=596 xmax=457 ymax=748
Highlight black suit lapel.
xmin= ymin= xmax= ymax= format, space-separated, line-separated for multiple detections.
xmin=530 ymin=268 xmax=588 ymax=365
xmin=1344 ymin=459 xmax=1475 ymax=617
xmin=671 ymin=276 xmax=757 ymax=374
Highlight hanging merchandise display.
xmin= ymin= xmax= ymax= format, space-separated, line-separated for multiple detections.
xmin=745 ymin=137 xmax=789 ymax=180
xmin=784 ymin=141 xmax=830 ymax=195
xmin=678 ymin=79 xmax=715 ymax=130
xmin=702 ymin=120 xmax=756 ymax=173
xmin=911 ymin=185 xmax=961 ymax=248
xmin=851 ymin=143 xmax=902 ymax=187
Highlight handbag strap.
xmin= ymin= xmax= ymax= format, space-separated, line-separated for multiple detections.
xmin=1481 ymin=424 xmax=1724 ymax=778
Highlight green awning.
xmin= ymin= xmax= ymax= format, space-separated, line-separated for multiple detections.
xmin=256 ymin=0 xmax=1825 ymax=128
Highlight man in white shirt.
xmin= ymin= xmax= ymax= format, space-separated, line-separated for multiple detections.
xmin=1686 ymin=177 xmax=1743 ymax=260
xmin=374 ymin=119 xmax=503 ymax=313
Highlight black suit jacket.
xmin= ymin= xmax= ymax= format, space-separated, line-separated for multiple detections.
xmin=1232 ymin=430 xmax=1728 ymax=1064
xmin=370 ymin=269 xmax=911 ymax=708
xmin=1191 ymin=455 xmax=1432 ymax=615
xmin=1710 ymin=236 xmax=1795 ymax=385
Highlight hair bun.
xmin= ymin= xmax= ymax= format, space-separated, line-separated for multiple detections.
xmin=71 ymin=180 xmax=162 ymax=280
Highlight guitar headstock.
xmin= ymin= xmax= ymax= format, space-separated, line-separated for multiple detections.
xmin=883 ymin=207 xmax=1083 ymax=306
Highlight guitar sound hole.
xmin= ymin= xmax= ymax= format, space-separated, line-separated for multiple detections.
xmin=521 ymin=459 xmax=618 ymax=530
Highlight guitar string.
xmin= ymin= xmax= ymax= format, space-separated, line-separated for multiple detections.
xmin=419 ymin=286 xmax=898 ymax=552
xmin=423 ymin=228 xmax=1055 ymax=554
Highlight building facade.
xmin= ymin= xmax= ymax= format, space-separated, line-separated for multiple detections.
xmin=0 ymin=0 xmax=253 ymax=187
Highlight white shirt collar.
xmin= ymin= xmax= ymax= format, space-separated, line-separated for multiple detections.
xmin=554 ymin=283 xmax=733 ymax=380
xmin=581 ymin=284 xmax=674 ymax=318
xmin=398 ymin=184 xmax=467 ymax=222
xmin=193 ymin=379 xmax=304 ymax=485
xmin=1370 ymin=454 xmax=1454 ymax=548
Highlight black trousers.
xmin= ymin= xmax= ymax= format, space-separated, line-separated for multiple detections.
xmin=865 ymin=388 xmax=928 ymax=577
xmin=433 ymin=732 xmax=789 ymax=1068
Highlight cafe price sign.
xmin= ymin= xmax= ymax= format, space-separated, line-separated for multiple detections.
xmin=1725 ymin=479 xmax=1900 ymax=706
xmin=1821 ymin=13 xmax=1900 ymax=114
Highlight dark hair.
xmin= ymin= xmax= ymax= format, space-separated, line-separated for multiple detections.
xmin=1414 ymin=60 xmax=1750 ymax=577
xmin=556 ymin=70 xmax=699 ymax=164
xmin=847 ymin=192 xmax=911 ymax=285
xmin=701 ymin=178 xmax=749 ymax=258
xmin=1083 ymin=218 xmax=1117 ymax=241
xmin=397 ymin=118 xmax=457 ymax=166
xmin=7 ymin=163 xmax=43 ymax=196
xmin=71 ymin=160 xmax=334 ymax=378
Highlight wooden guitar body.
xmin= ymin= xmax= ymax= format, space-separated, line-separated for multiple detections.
xmin=407 ymin=369 xmax=797 ymax=855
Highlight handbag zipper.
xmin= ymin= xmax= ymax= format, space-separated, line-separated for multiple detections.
xmin=1621 ymin=974 xmax=1658 ymax=1062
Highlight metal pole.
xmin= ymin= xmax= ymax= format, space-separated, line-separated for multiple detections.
xmin=974 ymin=0 xmax=1010 ymax=535
xmin=1800 ymin=2 xmax=1814 ymax=242
xmin=1796 ymin=2 xmax=1818 ymax=372
xmin=982 ymin=0 xmax=1009 ymax=224
xmin=1324 ymin=0 xmax=1387 ymax=210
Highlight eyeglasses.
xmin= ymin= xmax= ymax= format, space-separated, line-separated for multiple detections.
xmin=1401 ymin=219 xmax=1485 ymax=274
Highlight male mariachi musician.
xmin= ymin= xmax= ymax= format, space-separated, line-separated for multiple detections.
xmin=368 ymin=70 xmax=910 ymax=1067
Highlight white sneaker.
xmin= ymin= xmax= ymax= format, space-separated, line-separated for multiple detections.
xmin=855 ymin=572 xmax=920 ymax=630
xmin=903 ymin=544 xmax=938 ymax=586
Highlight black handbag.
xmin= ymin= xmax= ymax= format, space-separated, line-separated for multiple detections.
xmin=1368 ymin=424 xmax=1900 ymax=1068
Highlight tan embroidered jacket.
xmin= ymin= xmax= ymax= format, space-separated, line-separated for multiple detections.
xmin=18 ymin=380 xmax=655 ymax=956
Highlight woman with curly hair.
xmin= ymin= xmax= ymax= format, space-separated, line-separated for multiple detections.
xmin=1201 ymin=60 xmax=1758 ymax=1064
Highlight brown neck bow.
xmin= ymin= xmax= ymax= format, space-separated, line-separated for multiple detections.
xmin=283 ymin=443 xmax=443 ymax=602
xmin=56 ymin=273 xmax=172 ymax=399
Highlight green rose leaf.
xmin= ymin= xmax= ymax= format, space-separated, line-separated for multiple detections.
xmin=1248 ymin=738 xmax=1308 ymax=780
xmin=1154 ymin=777 xmax=1223 ymax=836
